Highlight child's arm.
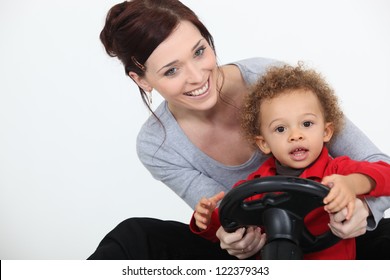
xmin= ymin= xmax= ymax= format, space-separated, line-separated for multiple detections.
xmin=194 ymin=191 xmax=225 ymax=230
xmin=322 ymin=173 xmax=374 ymax=220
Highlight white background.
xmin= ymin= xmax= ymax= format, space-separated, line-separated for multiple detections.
xmin=0 ymin=0 xmax=389 ymax=259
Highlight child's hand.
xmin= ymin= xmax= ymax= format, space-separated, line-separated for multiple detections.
xmin=194 ymin=191 xmax=225 ymax=230
xmin=322 ymin=175 xmax=356 ymax=220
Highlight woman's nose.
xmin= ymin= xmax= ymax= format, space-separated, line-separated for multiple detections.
xmin=185 ymin=63 xmax=203 ymax=83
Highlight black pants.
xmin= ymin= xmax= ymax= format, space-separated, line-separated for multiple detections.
xmin=88 ymin=218 xmax=236 ymax=260
xmin=88 ymin=217 xmax=390 ymax=260
xmin=356 ymin=217 xmax=390 ymax=259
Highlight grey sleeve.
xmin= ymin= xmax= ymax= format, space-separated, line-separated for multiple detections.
xmin=231 ymin=57 xmax=285 ymax=86
xmin=365 ymin=197 xmax=390 ymax=230
xmin=329 ymin=118 xmax=390 ymax=229
xmin=136 ymin=127 xmax=225 ymax=210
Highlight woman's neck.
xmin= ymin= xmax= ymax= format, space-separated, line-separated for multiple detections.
xmin=168 ymin=63 xmax=255 ymax=166
xmin=219 ymin=64 xmax=248 ymax=105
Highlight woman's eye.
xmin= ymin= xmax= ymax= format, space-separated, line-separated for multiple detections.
xmin=194 ymin=46 xmax=206 ymax=57
xmin=164 ymin=67 xmax=177 ymax=76
xmin=303 ymin=121 xmax=313 ymax=127
xmin=275 ymin=126 xmax=285 ymax=133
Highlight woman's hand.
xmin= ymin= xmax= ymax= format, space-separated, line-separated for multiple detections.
xmin=215 ymin=197 xmax=368 ymax=259
xmin=216 ymin=226 xmax=266 ymax=259
xmin=328 ymin=198 xmax=369 ymax=239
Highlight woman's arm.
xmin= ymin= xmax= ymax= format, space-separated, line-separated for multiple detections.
xmin=329 ymin=117 xmax=390 ymax=228
xmin=136 ymin=107 xmax=233 ymax=209
xmin=329 ymin=117 xmax=390 ymax=163
xmin=137 ymin=141 xmax=227 ymax=209
xmin=365 ymin=197 xmax=390 ymax=230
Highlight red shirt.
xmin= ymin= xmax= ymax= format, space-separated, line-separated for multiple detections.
xmin=190 ymin=147 xmax=390 ymax=259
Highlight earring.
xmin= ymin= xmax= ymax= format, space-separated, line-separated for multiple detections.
xmin=146 ymin=90 xmax=152 ymax=106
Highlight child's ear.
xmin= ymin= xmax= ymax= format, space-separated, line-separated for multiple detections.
xmin=128 ymin=71 xmax=153 ymax=92
xmin=323 ymin=122 xmax=334 ymax=143
xmin=255 ymin=136 xmax=272 ymax=154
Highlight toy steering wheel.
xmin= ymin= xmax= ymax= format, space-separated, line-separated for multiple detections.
xmin=218 ymin=176 xmax=340 ymax=259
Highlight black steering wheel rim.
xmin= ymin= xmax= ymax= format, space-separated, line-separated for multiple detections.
xmin=218 ymin=176 xmax=340 ymax=255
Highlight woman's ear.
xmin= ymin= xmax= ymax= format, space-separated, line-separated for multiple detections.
xmin=323 ymin=122 xmax=334 ymax=143
xmin=255 ymin=135 xmax=271 ymax=154
xmin=128 ymin=71 xmax=153 ymax=92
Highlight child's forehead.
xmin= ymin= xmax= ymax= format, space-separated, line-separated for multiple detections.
xmin=266 ymin=88 xmax=317 ymax=103
xmin=260 ymin=89 xmax=324 ymax=118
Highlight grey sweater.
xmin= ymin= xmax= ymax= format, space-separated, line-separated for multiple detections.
xmin=137 ymin=57 xmax=390 ymax=229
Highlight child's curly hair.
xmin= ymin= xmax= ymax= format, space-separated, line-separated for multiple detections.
xmin=241 ymin=63 xmax=344 ymax=146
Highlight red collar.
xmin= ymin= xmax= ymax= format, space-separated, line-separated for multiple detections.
xmin=250 ymin=147 xmax=332 ymax=182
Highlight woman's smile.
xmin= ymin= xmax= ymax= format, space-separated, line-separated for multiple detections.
xmin=184 ymin=80 xmax=209 ymax=97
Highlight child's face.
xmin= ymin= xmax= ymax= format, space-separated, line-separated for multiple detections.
xmin=255 ymin=89 xmax=333 ymax=169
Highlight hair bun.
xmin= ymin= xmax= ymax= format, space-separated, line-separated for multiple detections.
xmin=100 ymin=1 xmax=129 ymax=57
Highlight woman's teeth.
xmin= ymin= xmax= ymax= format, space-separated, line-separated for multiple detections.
xmin=185 ymin=82 xmax=209 ymax=96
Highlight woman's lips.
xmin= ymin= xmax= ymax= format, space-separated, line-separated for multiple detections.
xmin=184 ymin=80 xmax=209 ymax=97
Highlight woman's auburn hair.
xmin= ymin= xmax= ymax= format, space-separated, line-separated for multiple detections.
xmin=100 ymin=0 xmax=215 ymax=77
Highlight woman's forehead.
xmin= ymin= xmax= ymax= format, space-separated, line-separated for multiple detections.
xmin=145 ymin=21 xmax=205 ymax=72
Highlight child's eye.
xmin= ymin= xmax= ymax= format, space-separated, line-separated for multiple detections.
xmin=164 ymin=67 xmax=177 ymax=77
xmin=275 ymin=126 xmax=285 ymax=133
xmin=194 ymin=46 xmax=206 ymax=57
xmin=303 ymin=121 xmax=313 ymax=127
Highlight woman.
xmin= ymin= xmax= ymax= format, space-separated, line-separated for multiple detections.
xmin=88 ymin=0 xmax=390 ymax=259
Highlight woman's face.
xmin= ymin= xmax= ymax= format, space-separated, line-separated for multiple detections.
xmin=136 ymin=20 xmax=218 ymax=114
